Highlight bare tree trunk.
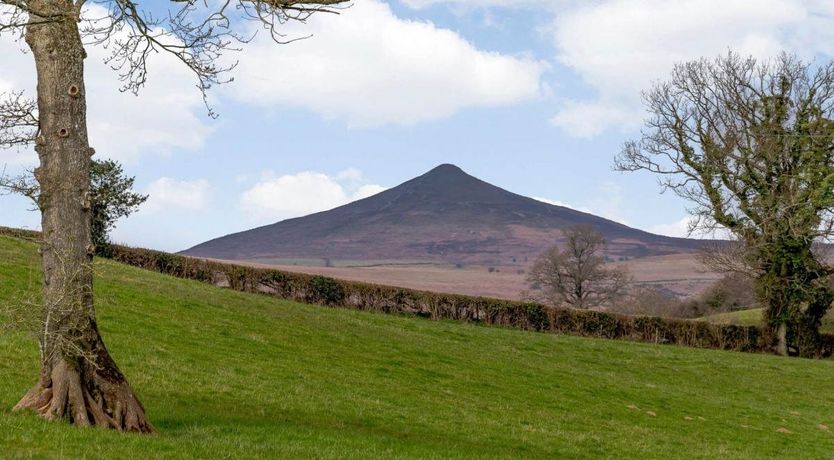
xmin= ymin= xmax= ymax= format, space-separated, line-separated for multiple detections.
xmin=12 ymin=3 xmax=153 ymax=432
xmin=760 ymin=276 xmax=792 ymax=357
xmin=758 ymin=243 xmax=832 ymax=358
xmin=775 ymin=322 xmax=788 ymax=357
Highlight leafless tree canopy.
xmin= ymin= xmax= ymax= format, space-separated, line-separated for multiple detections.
xmin=1 ymin=0 xmax=349 ymax=432
xmin=616 ymin=52 xmax=834 ymax=356
xmin=1 ymin=0 xmax=349 ymax=116
xmin=616 ymin=52 xmax=834 ymax=242
xmin=0 ymin=165 xmax=37 ymax=206
xmin=526 ymin=225 xmax=630 ymax=309
xmin=0 ymin=91 xmax=38 ymax=149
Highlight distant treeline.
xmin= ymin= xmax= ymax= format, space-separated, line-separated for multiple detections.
xmin=2 ymin=226 xmax=832 ymax=358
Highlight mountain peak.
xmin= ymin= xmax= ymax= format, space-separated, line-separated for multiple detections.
xmin=401 ymin=163 xmax=498 ymax=202
xmin=184 ymin=164 xmax=700 ymax=263
xmin=422 ymin=163 xmax=468 ymax=180
xmin=428 ymin=163 xmax=465 ymax=173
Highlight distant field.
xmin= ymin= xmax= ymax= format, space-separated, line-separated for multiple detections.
xmin=702 ymin=308 xmax=834 ymax=334
xmin=2 ymin=235 xmax=833 ymax=459
xmin=248 ymin=257 xmax=444 ymax=268
xmin=235 ymin=252 xmax=722 ymax=300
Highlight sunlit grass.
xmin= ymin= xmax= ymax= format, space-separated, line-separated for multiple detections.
xmin=701 ymin=308 xmax=834 ymax=334
xmin=1 ymin=235 xmax=832 ymax=459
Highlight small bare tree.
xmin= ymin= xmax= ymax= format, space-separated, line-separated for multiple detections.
xmin=616 ymin=52 xmax=834 ymax=357
xmin=526 ymin=225 xmax=630 ymax=309
xmin=0 ymin=0 xmax=348 ymax=432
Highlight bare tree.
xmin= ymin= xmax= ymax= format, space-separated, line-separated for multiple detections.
xmin=526 ymin=225 xmax=630 ymax=309
xmin=0 ymin=0 xmax=348 ymax=432
xmin=609 ymin=286 xmax=694 ymax=318
xmin=616 ymin=52 xmax=834 ymax=357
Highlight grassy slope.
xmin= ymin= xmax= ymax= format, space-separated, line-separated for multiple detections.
xmin=702 ymin=309 xmax=834 ymax=334
xmin=1 ymin=235 xmax=833 ymax=459
xmin=702 ymin=309 xmax=767 ymax=327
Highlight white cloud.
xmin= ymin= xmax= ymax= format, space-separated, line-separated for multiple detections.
xmin=0 ymin=5 xmax=211 ymax=166
xmin=335 ymin=168 xmax=364 ymax=182
xmin=549 ymin=0 xmax=834 ymax=137
xmin=649 ymin=215 xmax=734 ymax=239
xmin=533 ymin=196 xmax=586 ymax=211
xmin=354 ymin=184 xmax=388 ymax=200
xmin=401 ymin=0 xmax=562 ymax=9
xmin=536 ymin=197 xmax=729 ymax=239
xmin=533 ymin=181 xmax=630 ymax=225
xmin=228 ymin=0 xmax=546 ymax=127
xmin=240 ymin=169 xmax=386 ymax=224
xmin=143 ymin=178 xmax=210 ymax=213
xmin=548 ymin=101 xmax=640 ymax=138
xmin=650 ymin=216 xmax=695 ymax=238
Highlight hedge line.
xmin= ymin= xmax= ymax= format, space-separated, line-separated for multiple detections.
xmin=2 ymin=226 xmax=832 ymax=357
xmin=105 ymin=246 xmax=787 ymax=353
xmin=0 ymin=227 xmax=40 ymax=242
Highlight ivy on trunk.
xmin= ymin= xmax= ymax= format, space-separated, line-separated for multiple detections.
xmin=617 ymin=52 xmax=834 ymax=357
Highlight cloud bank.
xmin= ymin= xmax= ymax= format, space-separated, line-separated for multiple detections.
xmin=549 ymin=0 xmax=834 ymax=136
xmin=143 ymin=178 xmax=211 ymax=213
xmin=240 ymin=169 xmax=386 ymax=224
xmin=228 ymin=0 xmax=546 ymax=127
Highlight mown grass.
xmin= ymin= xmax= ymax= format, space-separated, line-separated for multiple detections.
xmin=1 ymin=234 xmax=833 ymax=459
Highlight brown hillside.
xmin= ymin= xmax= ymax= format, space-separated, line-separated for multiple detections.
xmin=183 ymin=164 xmax=706 ymax=265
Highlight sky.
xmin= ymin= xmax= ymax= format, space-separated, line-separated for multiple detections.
xmin=2 ymin=0 xmax=834 ymax=251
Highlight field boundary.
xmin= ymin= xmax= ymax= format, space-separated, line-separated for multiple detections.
xmin=3 ymin=226 xmax=832 ymax=358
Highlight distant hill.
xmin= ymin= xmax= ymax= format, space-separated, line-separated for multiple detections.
xmin=183 ymin=164 xmax=705 ymax=265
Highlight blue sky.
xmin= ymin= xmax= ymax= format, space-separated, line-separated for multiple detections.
xmin=3 ymin=0 xmax=834 ymax=251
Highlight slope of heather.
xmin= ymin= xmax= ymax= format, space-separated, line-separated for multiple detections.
xmin=2 ymin=235 xmax=834 ymax=459
xmin=183 ymin=164 xmax=704 ymax=265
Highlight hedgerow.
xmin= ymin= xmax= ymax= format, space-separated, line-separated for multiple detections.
xmin=1 ymin=226 xmax=830 ymax=357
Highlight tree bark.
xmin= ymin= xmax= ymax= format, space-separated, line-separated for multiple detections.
xmin=13 ymin=2 xmax=153 ymax=433
xmin=775 ymin=322 xmax=788 ymax=357
xmin=758 ymin=242 xmax=832 ymax=358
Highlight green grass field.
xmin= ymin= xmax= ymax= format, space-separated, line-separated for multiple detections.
xmin=1 ymin=234 xmax=833 ymax=459
xmin=702 ymin=308 xmax=834 ymax=334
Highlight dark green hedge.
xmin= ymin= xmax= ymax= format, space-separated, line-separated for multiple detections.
xmin=100 ymin=244 xmax=781 ymax=355
xmin=2 ymin=226 xmax=831 ymax=358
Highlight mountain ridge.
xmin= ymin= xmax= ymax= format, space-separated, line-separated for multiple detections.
xmin=183 ymin=164 xmax=704 ymax=264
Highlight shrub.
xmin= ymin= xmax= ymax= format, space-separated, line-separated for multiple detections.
xmin=691 ymin=273 xmax=758 ymax=316
xmin=307 ymin=276 xmax=346 ymax=305
xmin=94 ymin=243 xmax=795 ymax=355
xmin=610 ymin=286 xmax=696 ymax=318
xmin=2 ymin=226 xmax=828 ymax=358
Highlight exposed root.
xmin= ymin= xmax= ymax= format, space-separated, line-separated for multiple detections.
xmin=13 ymin=359 xmax=154 ymax=433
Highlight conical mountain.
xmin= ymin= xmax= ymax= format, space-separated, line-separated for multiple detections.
xmin=183 ymin=164 xmax=701 ymax=264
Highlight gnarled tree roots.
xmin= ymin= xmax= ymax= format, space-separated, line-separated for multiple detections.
xmin=13 ymin=359 xmax=154 ymax=433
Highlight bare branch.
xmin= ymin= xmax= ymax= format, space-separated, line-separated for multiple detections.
xmin=0 ymin=91 xmax=38 ymax=149
xmin=1 ymin=1 xmax=77 ymax=36
xmin=617 ymin=51 xmax=834 ymax=355
xmin=0 ymin=165 xmax=39 ymax=209
xmin=78 ymin=0 xmax=349 ymax=117
xmin=525 ymin=225 xmax=631 ymax=309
